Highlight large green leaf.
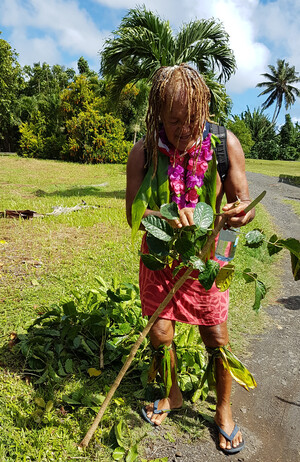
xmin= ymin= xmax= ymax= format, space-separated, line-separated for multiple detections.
xmin=253 ymin=279 xmax=267 ymax=312
xmin=291 ymin=252 xmax=300 ymax=281
xmin=114 ymin=419 xmax=128 ymax=449
xmin=280 ymin=237 xmax=300 ymax=258
xmin=215 ymin=263 xmax=235 ymax=291
xmin=198 ymin=260 xmax=220 ymax=290
xmin=126 ymin=444 xmax=139 ymax=462
xmin=219 ymin=347 xmax=257 ymax=391
xmin=193 ymin=202 xmax=214 ymax=230
xmin=188 ymin=256 xmax=205 ymax=272
xmin=267 ymin=234 xmax=284 ymax=256
xmin=146 ymin=234 xmax=170 ymax=256
xmin=142 ymin=215 xmax=174 ymax=241
xmin=245 ymin=229 xmax=264 ymax=247
xmin=113 ymin=447 xmax=126 ymax=461
xmin=140 ymin=254 xmax=166 ymax=271
xmin=160 ymin=202 xmax=179 ymax=220
xmin=242 ymin=268 xmax=257 ymax=283
xmin=174 ymin=235 xmax=195 ymax=261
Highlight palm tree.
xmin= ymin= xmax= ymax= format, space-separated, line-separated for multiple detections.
xmin=240 ymin=106 xmax=275 ymax=143
xmin=100 ymin=6 xmax=236 ymax=106
xmin=256 ymin=59 xmax=300 ymax=124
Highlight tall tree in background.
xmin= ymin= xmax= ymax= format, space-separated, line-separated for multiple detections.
xmin=100 ymin=6 xmax=236 ymax=120
xmin=0 ymin=33 xmax=23 ymax=151
xmin=256 ymin=59 xmax=300 ymax=124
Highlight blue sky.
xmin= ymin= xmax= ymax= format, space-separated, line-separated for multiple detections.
xmin=1 ymin=0 xmax=299 ymax=126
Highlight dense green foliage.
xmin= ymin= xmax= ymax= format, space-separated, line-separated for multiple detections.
xmin=1 ymin=11 xmax=300 ymax=162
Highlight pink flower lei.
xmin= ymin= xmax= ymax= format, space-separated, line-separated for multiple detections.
xmin=158 ymin=128 xmax=213 ymax=209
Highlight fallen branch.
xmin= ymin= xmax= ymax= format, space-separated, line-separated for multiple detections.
xmin=79 ymin=214 xmax=227 ymax=448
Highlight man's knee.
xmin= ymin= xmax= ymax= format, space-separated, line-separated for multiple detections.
xmin=199 ymin=322 xmax=229 ymax=348
xmin=149 ymin=319 xmax=175 ymax=349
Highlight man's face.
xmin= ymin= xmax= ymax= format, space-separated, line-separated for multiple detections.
xmin=160 ymin=93 xmax=200 ymax=152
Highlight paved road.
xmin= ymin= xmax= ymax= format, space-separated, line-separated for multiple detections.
xmin=231 ymin=173 xmax=300 ymax=462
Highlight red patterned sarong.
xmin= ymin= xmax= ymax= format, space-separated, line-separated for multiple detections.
xmin=139 ymin=234 xmax=229 ymax=326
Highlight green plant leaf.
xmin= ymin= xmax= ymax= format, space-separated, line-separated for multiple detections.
xmin=242 ymin=268 xmax=257 ymax=283
xmin=193 ymin=202 xmax=214 ymax=230
xmin=215 ymin=263 xmax=235 ymax=291
xmin=34 ymin=397 xmax=46 ymax=408
xmin=198 ymin=260 xmax=220 ymax=290
xmin=280 ymin=237 xmax=300 ymax=257
xmin=188 ymin=256 xmax=205 ymax=272
xmin=245 ymin=229 xmax=264 ymax=247
xmin=175 ymin=236 xmax=195 ymax=261
xmin=142 ymin=215 xmax=174 ymax=241
xmin=112 ymin=447 xmax=126 ymax=461
xmin=62 ymin=301 xmax=77 ymax=316
xmin=140 ymin=254 xmax=166 ymax=271
xmin=253 ymin=279 xmax=267 ymax=312
xmin=160 ymin=202 xmax=179 ymax=220
xmin=146 ymin=234 xmax=170 ymax=257
xmin=114 ymin=419 xmax=128 ymax=449
xmin=45 ymin=400 xmax=54 ymax=412
xmin=291 ymin=252 xmax=300 ymax=281
xmin=219 ymin=347 xmax=257 ymax=390
xmin=126 ymin=444 xmax=138 ymax=462
xmin=267 ymin=234 xmax=284 ymax=256
xmin=65 ymin=358 xmax=73 ymax=374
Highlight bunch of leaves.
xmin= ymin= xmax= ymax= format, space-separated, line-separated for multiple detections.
xmin=112 ymin=419 xmax=139 ymax=461
xmin=16 ymin=278 xmax=148 ymax=384
xmin=141 ymin=203 xmax=300 ymax=313
xmin=175 ymin=326 xmax=209 ymax=402
xmin=141 ymin=201 xmax=217 ymax=284
xmin=244 ymin=229 xmax=300 ymax=286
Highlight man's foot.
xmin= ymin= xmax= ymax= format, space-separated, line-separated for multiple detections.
xmin=142 ymin=395 xmax=183 ymax=426
xmin=215 ymin=404 xmax=244 ymax=453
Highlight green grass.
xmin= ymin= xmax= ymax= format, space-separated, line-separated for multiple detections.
xmin=245 ymin=158 xmax=300 ymax=177
xmin=0 ymin=155 xmax=288 ymax=461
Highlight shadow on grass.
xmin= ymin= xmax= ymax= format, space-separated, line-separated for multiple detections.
xmin=34 ymin=186 xmax=125 ymax=199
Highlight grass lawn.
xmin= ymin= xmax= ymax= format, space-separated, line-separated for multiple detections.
xmin=0 ymin=154 xmax=288 ymax=461
xmin=245 ymin=158 xmax=300 ymax=177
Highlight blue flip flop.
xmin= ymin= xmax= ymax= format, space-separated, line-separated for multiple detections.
xmin=141 ymin=399 xmax=173 ymax=426
xmin=216 ymin=424 xmax=245 ymax=454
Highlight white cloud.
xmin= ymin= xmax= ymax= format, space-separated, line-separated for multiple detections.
xmin=255 ymin=0 xmax=300 ymax=71
xmin=0 ymin=0 xmax=108 ymax=68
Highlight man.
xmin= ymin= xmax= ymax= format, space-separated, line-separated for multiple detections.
xmin=126 ymin=64 xmax=254 ymax=454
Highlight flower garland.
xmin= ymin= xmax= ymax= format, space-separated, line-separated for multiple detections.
xmin=158 ymin=129 xmax=213 ymax=209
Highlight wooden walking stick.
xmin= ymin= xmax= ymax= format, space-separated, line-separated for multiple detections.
xmin=79 ymin=215 xmax=227 ymax=448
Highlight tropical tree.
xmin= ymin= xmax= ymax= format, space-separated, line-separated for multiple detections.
xmin=256 ymin=59 xmax=300 ymax=124
xmin=100 ymin=6 xmax=236 ymax=114
xmin=226 ymin=116 xmax=254 ymax=156
xmin=240 ymin=106 xmax=276 ymax=143
xmin=0 ymin=34 xmax=24 ymax=151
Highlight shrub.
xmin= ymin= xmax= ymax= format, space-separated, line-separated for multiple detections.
xmin=61 ymin=107 xmax=132 ymax=164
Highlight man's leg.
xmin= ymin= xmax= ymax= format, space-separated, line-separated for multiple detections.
xmin=199 ymin=321 xmax=243 ymax=451
xmin=144 ymin=318 xmax=183 ymax=426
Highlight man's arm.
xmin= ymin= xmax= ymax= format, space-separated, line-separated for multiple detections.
xmin=222 ymin=130 xmax=255 ymax=228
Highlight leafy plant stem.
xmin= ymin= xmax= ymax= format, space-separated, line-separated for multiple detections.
xmin=78 ymin=214 xmax=227 ymax=448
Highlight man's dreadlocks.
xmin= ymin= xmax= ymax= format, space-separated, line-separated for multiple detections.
xmin=144 ymin=64 xmax=211 ymax=175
